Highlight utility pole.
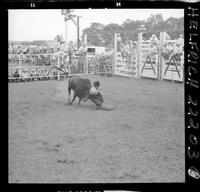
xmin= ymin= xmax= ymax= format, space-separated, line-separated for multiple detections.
xmin=61 ymin=9 xmax=82 ymax=74
xmin=61 ymin=9 xmax=81 ymax=50
xmin=64 ymin=16 xmax=68 ymax=45
xmin=61 ymin=9 xmax=73 ymax=44
xmin=77 ymin=16 xmax=81 ymax=50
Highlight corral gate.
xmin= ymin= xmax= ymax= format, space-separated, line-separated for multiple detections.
xmin=160 ymin=32 xmax=184 ymax=82
xmin=138 ymin=32 xmax=159 ymax=79
xmin=114 ymin=33 xmax=138 ymax=78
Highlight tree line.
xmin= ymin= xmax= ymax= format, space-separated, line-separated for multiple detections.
xmin=82 ymin=14 xmax=184 ymax=48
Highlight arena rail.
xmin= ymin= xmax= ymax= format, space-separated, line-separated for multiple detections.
xmin=9 ymin=53 xmax=60 ymax=82
xmin=8 ymin=51 xmax=88 ymax=82
xmin=113 ymin=33 xmax=138 ymax=78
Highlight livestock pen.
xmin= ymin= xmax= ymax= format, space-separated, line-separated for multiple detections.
xmin=8 ymin=74 xmax=184 ymax=183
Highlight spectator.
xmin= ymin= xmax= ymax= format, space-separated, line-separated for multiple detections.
xmin=162 ymin=42 xmax=174 ymax=61
xmin=177 ymin=34 xmax=184 ymax=46
xmin=150 ymin=34 xmax=159 ymax=47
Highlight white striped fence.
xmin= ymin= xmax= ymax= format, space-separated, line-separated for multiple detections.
xmin=8 ymin=53 xmax=63 ymax=81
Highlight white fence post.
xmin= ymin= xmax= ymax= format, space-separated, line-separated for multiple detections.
xmin=113 ymin=33 xmax=118 ymax=75
xmin=84 ymin=34 xmax=87 ymax=44
xmin=84 ymin=34 xmax=88 ymax=74
xmin=159 ymin=32 xmax=165 ymax=80
xmin=137 ymin=32 xmax=143 ymax=78
xmin=57 ymin=51 xmax=60 ymax=80
xmin=19 ymin=54 xmax=22 ymax=79
xmin=85 ymin=57 xmax=88 ymax=74
xmin=68 ymin=53 xmax=71 ymax=75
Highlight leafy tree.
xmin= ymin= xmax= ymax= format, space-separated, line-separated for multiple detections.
xmin=103 ymin=23 xmax=122 ymax=32
xmin=90 ymin=22 xmax=105 ymax=30
xmin=82 ymin=14 xmax=184 ymax=47
xmin=82 ymin=22 xmax=107 ymax=46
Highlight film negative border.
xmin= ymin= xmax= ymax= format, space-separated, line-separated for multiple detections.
xmin=1 ymin=1 xmax=187 ymax=9
xmin=185 ymin=5 xmax=200 ymax=183
xmin=3 ymin=0 xmax=200 ymax=190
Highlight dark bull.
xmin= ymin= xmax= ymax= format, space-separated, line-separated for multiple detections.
xmin=48 ymin=66 xmax=104 ymax=106
xmin=68 ymin=75 xmax=103 ymax=106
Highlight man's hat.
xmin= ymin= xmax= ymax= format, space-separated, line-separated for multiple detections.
xmin=94 ymin=81 xmax=100 ymax=87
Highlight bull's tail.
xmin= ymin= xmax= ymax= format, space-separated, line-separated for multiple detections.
xmin=47 ymin=66 xmax=73 ymax=80
xmin=48 ymin=66 xmax=76 ymax=91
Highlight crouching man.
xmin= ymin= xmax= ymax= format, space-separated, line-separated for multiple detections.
xmin=82 ymin=81 xmax=104 ymax=109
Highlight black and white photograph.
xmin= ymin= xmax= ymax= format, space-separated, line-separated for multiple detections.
xmin=8 ymin=8 xmax=185 ymax=183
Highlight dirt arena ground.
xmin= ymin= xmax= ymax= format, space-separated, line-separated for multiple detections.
xmin=8 ymin=74 xmax=185 ymax=183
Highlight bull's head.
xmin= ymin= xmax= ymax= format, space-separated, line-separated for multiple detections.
xmin=89 ymin=94 xmax=104 ymax=106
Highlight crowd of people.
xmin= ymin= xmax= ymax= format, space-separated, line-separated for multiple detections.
xmin=8 ymin=33 xmax=184 ymax=82
xmin=8 ymin=43 xmax=87 ymax=82
xmin=161 ymin=34 xmax=184 ymax=63
xmin=140 ymin=33 xmax=184 ymax=63
xmin=9 ymin=44 xmax=59 ymax=55
xmin=9 ymin=44 xmax=66 ymax=82
xmin=8 ymin=67 xmax=68 ymax=83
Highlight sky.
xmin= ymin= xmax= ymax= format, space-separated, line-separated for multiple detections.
xmin=8 ymin=9 xmax=184 ymax=42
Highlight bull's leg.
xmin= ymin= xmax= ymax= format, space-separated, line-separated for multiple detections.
xmin=68 ymin=87 xmax=71 ymax=103
xmin=78 ymin=93 xmax=90 ymax=104
xmin=78 ymin=96 xmax=82 ymax=105
xmin=82 ymin=94 xmax=90 ymax=102
xmin=70 ymin=92 xmax=77 ymax=105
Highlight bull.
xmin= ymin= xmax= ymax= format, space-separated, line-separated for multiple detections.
xmin=68 ymin=75 xmax=103 ymax=106
xmin=48 ymin=66 xmax=104 ymax=106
